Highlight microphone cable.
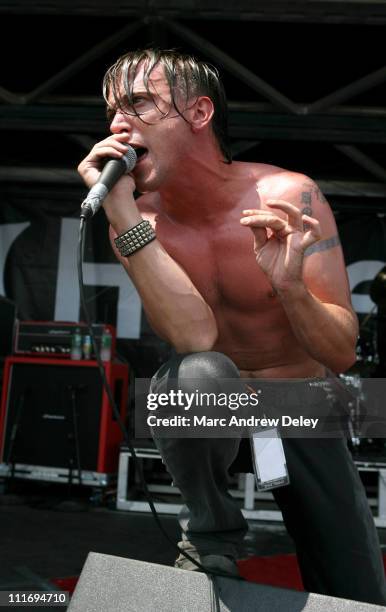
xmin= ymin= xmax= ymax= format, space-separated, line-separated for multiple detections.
xmin=77 ymin=216 xmax=244 ymax=588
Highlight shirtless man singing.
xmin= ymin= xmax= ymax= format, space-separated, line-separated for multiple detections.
xmin=78 ymin=48 xmax=386 ymax=605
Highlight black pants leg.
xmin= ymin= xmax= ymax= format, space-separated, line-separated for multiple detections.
xmin=150 ymin=351 xmax=386 ymax=604
xmin=273 ymin=438 xmax=386 ymax=605
xmin=151 ymin=352 xmax=248 ymax=557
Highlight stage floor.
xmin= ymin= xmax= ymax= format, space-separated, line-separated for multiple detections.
xmin=0 ymin=481 xmax=291 ymax=585
xmin=1 ymin=480 xmax=386 ymax=609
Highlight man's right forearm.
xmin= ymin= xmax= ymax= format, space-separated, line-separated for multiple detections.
xmin=115 ymin=233 xmax=218 ymax=352
xmin=100 ymin=183 xmax=217 ymax=352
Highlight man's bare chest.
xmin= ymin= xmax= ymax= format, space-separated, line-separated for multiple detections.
xmin=156 ymin=218 xmax=276 ymax=311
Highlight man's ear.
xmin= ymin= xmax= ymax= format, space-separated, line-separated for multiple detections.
xmin=189 ymin=96 xmax=214 ymax=132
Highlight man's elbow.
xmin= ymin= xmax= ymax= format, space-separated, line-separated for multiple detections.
xmin=332 ymin=348 xmax=357 ymax=374
xmin=171 ymin=323 xmax=218 ymax=354
xmin=336 ymin=314 xmax=358 ymax=373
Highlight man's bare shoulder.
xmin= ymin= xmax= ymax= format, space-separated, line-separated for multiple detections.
xmin=249 ymin=165 xmax=329 ymax=211
xmin=234 ymin=161 xmax=313 ymax=193
xmin=253 ymin=165 xmax=314 ymax=195
xmin=232 ymin=160 xmax=285 ymax=181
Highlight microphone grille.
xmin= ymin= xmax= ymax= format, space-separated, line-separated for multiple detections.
xmin=122 ymin=146 xmax=137 ymax=172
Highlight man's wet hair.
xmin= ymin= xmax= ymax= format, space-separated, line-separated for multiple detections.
xmin=103 ymin=48 xmax=232 ymax=163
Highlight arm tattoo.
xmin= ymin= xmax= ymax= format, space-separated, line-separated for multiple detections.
xmin=301 ymin=191 xmax=312 ymax=217
xmin=301 ymin=190 xmax=312 ymax=205
xmin=301 ymin=191 xmax=313 ymax=230
xmin=302 ymin=181 xmax=328 ymax=204
xmin=304 ymin=235 xmax=341 ymax=257
xmin=315 ymin=187 xmax=328 ymax=204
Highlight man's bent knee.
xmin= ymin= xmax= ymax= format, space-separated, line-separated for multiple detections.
xmin=177 ymin=351 xmax=240 ymax=380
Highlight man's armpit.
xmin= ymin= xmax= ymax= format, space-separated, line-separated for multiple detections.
xmin=304 ymin=235 xmax=341 ymax=257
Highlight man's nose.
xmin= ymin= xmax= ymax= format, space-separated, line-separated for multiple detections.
xmin=110 ymin=110 xmax=132 ymax=134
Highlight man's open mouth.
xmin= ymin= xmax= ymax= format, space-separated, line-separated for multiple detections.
xmin=133 ymin=147 xmax=148 ymax=163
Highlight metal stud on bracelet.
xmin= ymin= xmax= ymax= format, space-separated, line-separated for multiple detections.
xmin=114 ymin=220 xmax=156 ymax=257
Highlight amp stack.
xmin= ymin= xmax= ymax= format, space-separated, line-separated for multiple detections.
xmin=0 ymin=320 xmax=129 ymax=487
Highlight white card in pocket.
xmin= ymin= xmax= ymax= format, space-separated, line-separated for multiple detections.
xmin=250 ymin=428 xmax=290 ymax=491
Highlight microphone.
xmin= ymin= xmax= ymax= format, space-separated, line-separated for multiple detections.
xmin=80 ymin=145 xmax=137 ymax=219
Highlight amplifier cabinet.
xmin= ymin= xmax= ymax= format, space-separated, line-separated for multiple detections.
xmin=0 ymin=356 xmax=129 ymax=481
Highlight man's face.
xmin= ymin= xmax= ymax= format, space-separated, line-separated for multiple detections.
xmin=107 ymin=62 xmax=192 ymax=193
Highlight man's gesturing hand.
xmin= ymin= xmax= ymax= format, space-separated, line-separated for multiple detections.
xmin=240 ymin=199 xmax=321 ymax=293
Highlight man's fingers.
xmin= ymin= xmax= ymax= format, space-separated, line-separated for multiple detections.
xmin=252 ymin=227 xmax=268 ymax=250
xmin=87 ymin=134 xmax=131 ymax=161
xmin=91 ymin=146 xmax=127 ymax=160
xmin=240 ymin=208 xmax=322 ymax=253
xmin=266 ymin=199 xmax=303 ymax=230
xmin=242 ymin=209 xmax=259 ymax=215
xmin=301 ymin=215 xmax=321 ymax=249
xmin=242 ymin=200 xmax=303 ymax=233
xmin=241 ymin=212 xmax=289 ymax=235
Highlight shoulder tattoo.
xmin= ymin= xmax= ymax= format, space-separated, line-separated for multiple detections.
xmin=301 ymin=190 xmax=312 ymax=217
xmin=302 ymin=181 xmax=328 ymax=205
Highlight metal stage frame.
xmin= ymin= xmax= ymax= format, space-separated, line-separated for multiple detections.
xmin=1 ymin=2 xmax=386 ymax=211
xmin=116 ymin=445 xmax=386 ymax=528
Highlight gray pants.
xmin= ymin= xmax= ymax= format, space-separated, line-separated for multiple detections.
xmin=151 ymin=352 xmax=386 ymax=605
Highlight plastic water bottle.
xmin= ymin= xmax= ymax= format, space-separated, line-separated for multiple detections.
xmin=100 ymin=327 xmax=112 ymax=362
xmin=82 ymin=334 xmax=92 ymax=360
xmin=70 ymin=328 xmax=82 ymax=360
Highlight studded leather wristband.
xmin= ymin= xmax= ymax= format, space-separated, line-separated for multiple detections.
xmin=114 ymin=220 xmax=156 ymax=257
